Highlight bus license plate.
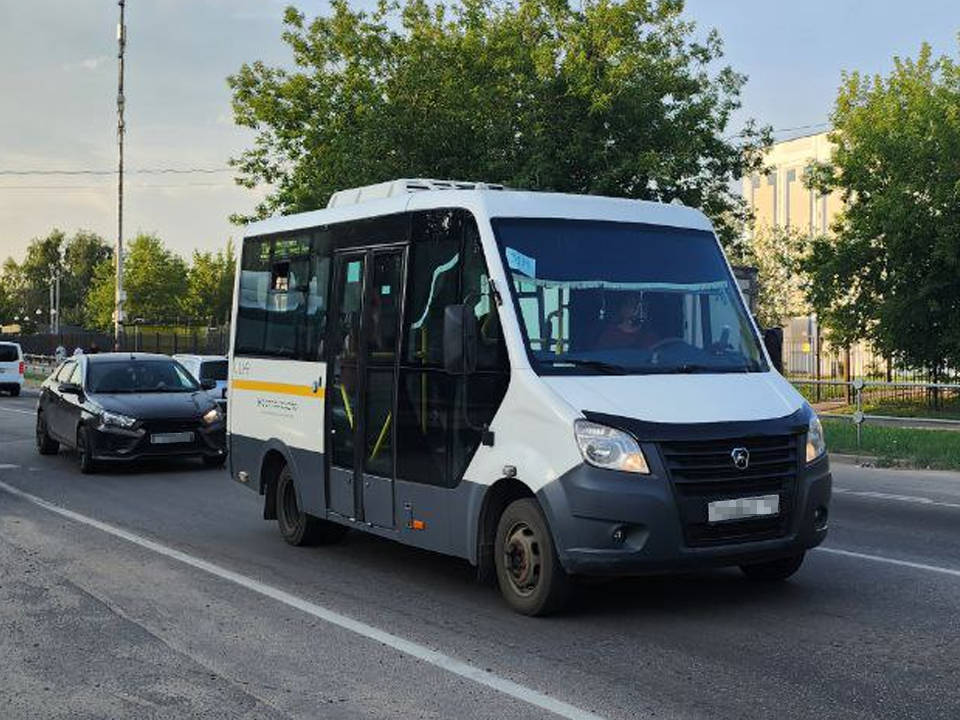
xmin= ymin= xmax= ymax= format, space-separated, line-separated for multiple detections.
xmin=708 ymin=494 xmax=779 ymax=523
xmin=150 ymin=431 xmax=193 ymax=445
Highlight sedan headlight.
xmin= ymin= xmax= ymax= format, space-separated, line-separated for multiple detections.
xmin=202 ymin=407 xmax=223 ymax=426
xmin=806 ymin=413 xmax=827 ymax=463
xmin=100 ymin=410 xmax=137 ymax=429
xmin=574 ymin=420 xmax=650 ymax=474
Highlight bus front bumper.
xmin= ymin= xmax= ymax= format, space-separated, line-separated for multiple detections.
xmin=536 ymin=455 xmax=832 ymax=577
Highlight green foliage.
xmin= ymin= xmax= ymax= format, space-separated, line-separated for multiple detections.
xmin=228 ymin=0 xmax=769 ymax=248
xmin=62 ymin=231 xmax=112 ymax=325
xmin=185 ymin=240 xmax=236 ymax=326
xmin=742 ymin=225 xmax=813 ymax=328
xmin=84 ymin=234 xmax=189 ymax=329
xmin=0 ymin=229 xmax=111 ymax=330
xmin=804 ymin=43 xmax=960 ymax=372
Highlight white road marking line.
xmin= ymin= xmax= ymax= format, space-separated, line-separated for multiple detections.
xmin=0 ymin=464 xmax=20 ymax=470
xmin=834 ymin=487 xmax=960 ymax=511
xmin=0 ymin=406 xmax=34 ymax=416
xmin=0 ymin=481 xmax=611 ymax=720
xmin=818 ymin=547 xmax=960 ymax=579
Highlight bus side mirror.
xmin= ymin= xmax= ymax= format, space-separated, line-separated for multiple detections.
xmin=443 ymin=304 xmax=477 ymax=375
xmin=762 ymin=327 xmax=784 ymax=373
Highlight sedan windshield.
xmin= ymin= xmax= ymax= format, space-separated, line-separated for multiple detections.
xmin=493 ymin=218 xmax=767 ymax=375
xmin=87 ymin=359 xmax=200 ymax=394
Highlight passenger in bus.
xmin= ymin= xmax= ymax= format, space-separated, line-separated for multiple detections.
xmin=595 ymin=293 xmax=657 ymax=350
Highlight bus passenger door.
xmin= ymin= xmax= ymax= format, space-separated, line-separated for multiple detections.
xmin=327 ymin=249 xmax=404 ymax=528
xmin=328 ymin=254 xmax=365 ymax=520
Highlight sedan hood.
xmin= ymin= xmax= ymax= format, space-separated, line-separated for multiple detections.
xmin=92 ymin=391 xmax=214 ymax=420
xmin=541 ymin=371 xmax=805 ymax=424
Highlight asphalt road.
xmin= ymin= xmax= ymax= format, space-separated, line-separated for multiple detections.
xmin=1 ymin=388 xmax=958 ymax=720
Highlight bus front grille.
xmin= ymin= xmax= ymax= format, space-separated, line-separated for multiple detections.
xmin=658 ymin=434 xmax=800 ymax=547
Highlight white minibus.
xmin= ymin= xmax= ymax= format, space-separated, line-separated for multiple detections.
xmin=227 ymin=179 xmax=831 ymax=615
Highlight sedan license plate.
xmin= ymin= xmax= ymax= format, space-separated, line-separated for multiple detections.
xmin=150 ymin=431 xmax=194 ymax=445
xmin=708 ymin=494 xmax=779 ymax=523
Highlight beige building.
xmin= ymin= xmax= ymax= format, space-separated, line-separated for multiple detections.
xmin=743 ymin=131 xmax=844 ymax=234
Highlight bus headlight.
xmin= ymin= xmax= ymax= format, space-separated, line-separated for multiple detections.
xmin=806 ymin=413 xmax=826 ymax=463
xmin=574 ymin=420 xmax=650 ymax=474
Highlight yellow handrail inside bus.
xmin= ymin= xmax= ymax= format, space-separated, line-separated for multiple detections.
xmin=339 ymin=383 xmax=354 ymax=429
xmin=371 ymin=412 xmax=392 ymax=460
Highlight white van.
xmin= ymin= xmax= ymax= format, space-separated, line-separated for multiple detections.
xmin=226 ymin=179 xmax=831 ymax=615
xmin=0 ymin=341 xmax=24 ymax=396
xmin=172 ymin=354 xmax=229 ymax=409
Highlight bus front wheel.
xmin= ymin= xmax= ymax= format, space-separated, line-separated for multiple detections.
xmin=275 ymin=465 xmax=347 ymax=546
xmin=494 ymin=498 xmax=572 ymax=616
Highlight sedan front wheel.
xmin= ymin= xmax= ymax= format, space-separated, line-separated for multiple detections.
xmin=77 ymin=426 xmax=98 ymax=474
xmin=36 ymin=413 xmax=59 ymax=455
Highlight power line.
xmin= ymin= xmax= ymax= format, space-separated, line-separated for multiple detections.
xmin=725 ymin=120 xmax=831 ymax=141
xmin=0 ymin=182 xmax=234 ymax=190
xmin=0 ymin=167 xmax=232 ymax=177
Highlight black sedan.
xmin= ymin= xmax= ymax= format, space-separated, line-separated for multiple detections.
xmin=36 ymin=353 xmax=227 ymax=473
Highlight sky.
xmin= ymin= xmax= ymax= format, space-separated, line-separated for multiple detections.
xmin=0 ymin=0 xmax=957 ymax=263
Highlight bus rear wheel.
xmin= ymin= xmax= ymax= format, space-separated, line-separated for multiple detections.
xmin=275 ymin=465 xmax=347 ymax=546
xmin=494 ymin=498 xmax=572 ymax=616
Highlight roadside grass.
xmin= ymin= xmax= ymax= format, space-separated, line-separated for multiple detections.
xmin=823 ymin=418 xmax=960 ymax=470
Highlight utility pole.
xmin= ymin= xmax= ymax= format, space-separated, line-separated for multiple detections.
xmin=114 ymin=0 xmax=126 ymax=349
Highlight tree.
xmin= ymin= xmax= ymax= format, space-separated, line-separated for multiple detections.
xmin=228 ymin=0 xmax=769 ymax=248
xmin=62 ymin=231 xmax=112 ymax=326
xmin=743 ymin=226 xmax=813 ymax=329
xmin=85 ymin=234 xmax=189 ymax=329
xmin=0 ymin=229 xmax=111 ymax=329
xmin=184 ymin=241 xmax=236 ymax=325
xmin=804 ymin=43 xmax=960 ymax=375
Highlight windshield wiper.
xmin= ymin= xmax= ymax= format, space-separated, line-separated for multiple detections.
xmin=544 ymin=359 xmax=629 ymax=375
xmin=645 ymin=363 xmax=752 ymax=375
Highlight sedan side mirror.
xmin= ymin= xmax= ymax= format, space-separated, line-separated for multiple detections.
xmin=443 ymin=304 xmax=477 ymax=375
xmin=200 ymin=378 xmax=217 ymax=391
xmin=762 ymin=327 xmax=784 ymax=373
xmin=58 ymin=382 xmax=82 ymax=396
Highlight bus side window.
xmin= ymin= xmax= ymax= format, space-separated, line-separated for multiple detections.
xmin=235 ymin=237 xmax=271 ymax=355
xmin=452 ymin=217 xmax=509 ymax=482
xmin=402 ymin=210 xmax=462 ymax=367
xmin=307 ymin=229 xmax=332 ymax=360
xmin=264 ymin=235 xmax=310 ymax=358
xmin=396 ymin=210 xmax=510 ymax=489
xmin=395 ymin=210 xmax=462 ymax=487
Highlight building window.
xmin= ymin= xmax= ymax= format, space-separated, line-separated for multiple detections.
xmin=766 ymin=172 xmax=778 ymax=226
xmin=785 ymin=169 xmax=796 ymax=228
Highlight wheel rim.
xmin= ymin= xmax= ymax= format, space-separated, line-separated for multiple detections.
xmin=36 ymin=416 xmax=45 ymax=447
xmin=279 ymin=477 xmax=299 ymax=532
xmin=503 ymin=521 xmax=542 ymax=597
xmin=77 ymin=431 xmax=87 ymax=465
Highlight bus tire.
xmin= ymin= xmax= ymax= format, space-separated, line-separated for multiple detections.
xmin=740 ymin=552 xmax=805 ymax=581
xmin=275 ymin=465 xmax=347 ymax=546
xmin=494 ymin=498 xmax=572 ymax=616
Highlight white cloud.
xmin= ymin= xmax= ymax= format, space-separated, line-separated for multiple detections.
xmin=61 ymin=55 xmax=109 ymax=73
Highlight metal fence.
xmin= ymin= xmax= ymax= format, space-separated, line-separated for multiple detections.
xmin=791 ymin=378 xmax=960 ymax=452
xmin=2 ymin=326 xmax=230 ymax=357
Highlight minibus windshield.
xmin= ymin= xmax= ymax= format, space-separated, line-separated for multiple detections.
xmin=493 ymin=218 xmax=768 ymax=375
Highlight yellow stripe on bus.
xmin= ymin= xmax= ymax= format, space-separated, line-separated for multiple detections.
xmin=230 ymin=379 xmax=325 ymax=398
